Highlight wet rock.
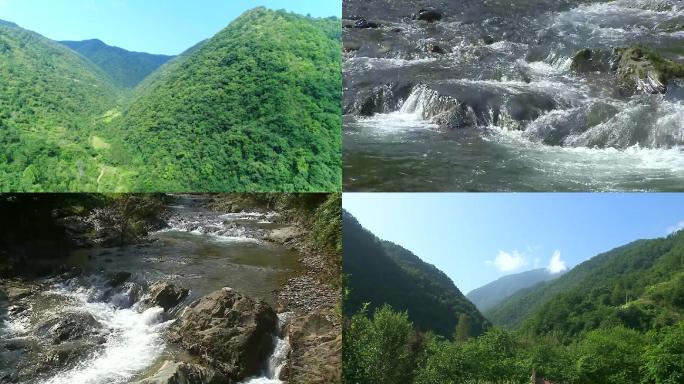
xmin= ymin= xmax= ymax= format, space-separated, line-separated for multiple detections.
xmin=286 ymin=313 xmax=342 ymax=384
xmin=354 ymin=19 xmax=381 ymax=29
xmin=426 ymin=44 xmax=446 ymax=54
xmin=167 ymin=287 xmax=277 ymax=381
xmin=413 ymin=9 xmax=442 ymax=22
xmin=39 ymin=341 xmax=99 ymax=369
xmin=132 ymin=361 xmax=224 ymax=384
xmin=6 ymin=287 xmax=32 ymax=301
xmin=614 ymin=47 xmax=684 ymax=94
xmin=143 ymin=282 xmax=189 ymax=312
xmin=570 ymin=48 xmax=611 ymax=73
xmin=481 ymin=34 xmax=495 ymax=45
xmin=107 ymin=271 xmax=131 ymax=287
xmin=36 ymin=312 xmax=103 ymax=344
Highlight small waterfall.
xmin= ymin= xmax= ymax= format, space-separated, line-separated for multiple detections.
xmin=244 ymin=312 xmax=294 ymax=384
xmin=28 ymin=278 xmax=173 ymax=384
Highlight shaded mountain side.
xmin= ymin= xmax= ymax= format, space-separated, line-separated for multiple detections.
xmin=61 ymin=39 xmax=173 ymax=88
xmin=116 ymin=8 xmax=342 ymax=192
xmin=343 ymin=211 xmax=488 ymax=338
xmin=0 ymin=21 xmax=119 ymax=192
xmin=467 ymin=268 xmax=563 ymax=312
xmin=486 ymin=231 xmax=684 ymax=341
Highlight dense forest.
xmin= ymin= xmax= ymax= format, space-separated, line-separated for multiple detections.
xmin=344 ymin=229 xmax=684 ymax=383
xmin=0 ymin=8 xmax=341 ymax=192
xmin=343 ymin=211 xmax=488 ymax=338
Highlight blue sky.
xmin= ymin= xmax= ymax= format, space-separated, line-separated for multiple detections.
xmin=344 ymin=193 xmax=684 ymax=294
xmin=0 ymin=0 xmax=341 ymax=55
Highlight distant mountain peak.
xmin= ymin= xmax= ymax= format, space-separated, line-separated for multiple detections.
xmin=0 ymin=19 xmax=18 ymax=28
xmin=467 ymin=268 xmax=563 ymax=312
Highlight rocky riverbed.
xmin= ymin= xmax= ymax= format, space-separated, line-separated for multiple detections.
xmin=343 ymin=0 xmax=684 ymax=191
xmin=0 ymin=194 xmax=341 ymax=384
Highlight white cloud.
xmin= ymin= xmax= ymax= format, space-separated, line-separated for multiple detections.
xmin=666 ymin=221 xmax=684 ymax=235
xmin=486 ymin=250 xmax=527 ymax=272
xmin=547 ymin=250 xmax=567 ymax=274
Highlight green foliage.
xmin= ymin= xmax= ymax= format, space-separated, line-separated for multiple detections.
xmin=343 ymin=304 xmax=417 ymax=384
xmin=345 ymin=304 xmax=684 ymax=384
xmin=0 ymin=22 xmax=119 ymax=192
xmin=343 ymin=211 xmax=489 ymax=338
xmin=487 ymin=232 xmax=684 ymax=338
xmin=61 ymin=39 xmax=173 ymax=88
xmin=0 ymin=9 xmax=341 ymax=192
xmin=118 ymin=8 xmax=342 ymax=192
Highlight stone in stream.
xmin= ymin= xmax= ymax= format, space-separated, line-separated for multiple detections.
xmin=142 ymin=282 xmax=189 ymax=312
xmin=354 ymin=19 xmax=381 ymax=29
xmin=36 ymin=311 xmax=104 ymax=345
xmin=613 ymin=47 xmax=684 ymax=94
xmin=167 ymin=287 xmax=278 ymax=381
xmin=132 ymin=361 xmax=224 ymax=384
xmin=413 ymin=9 xmax=442 ymax=22
xmin=570 ymin=48 xmax=612 ymax=74
xmin=107 ymin=271 xmax=132 ymax=287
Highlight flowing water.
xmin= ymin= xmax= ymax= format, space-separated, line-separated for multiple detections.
xmin=0 ymin=196 xmax=300 ymax=384
xmin=343 ymin=0 xmax=684 ymax=191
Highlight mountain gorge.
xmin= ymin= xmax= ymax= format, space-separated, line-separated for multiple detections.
xmin=343 ymin=211 xmax=488 ymax=338
xmin=467 ymin=268 xmax=563 ymax=312
xmin=0 ymin=8 xmax=341 ymax=192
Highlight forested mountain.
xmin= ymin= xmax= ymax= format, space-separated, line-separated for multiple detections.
xmin=61 ymin=39 xmax=173 ymax=88
xmin=467 ymin=268 xmax=563 ymax=312
xmin=0 ymin=9 xmax=341 ymax=192
xmin=117 ymin=8 xmax=342 ymax=192
xmin=0 ymin=20 xmax=119 ymax=192
xmin=343 ymin=211 xmax=488 ymax=338
xmin=486 ymin=231 xmax=684 ymax=340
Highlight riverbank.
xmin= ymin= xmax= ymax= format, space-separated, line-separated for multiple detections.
xmin=0 ymin=194 xmax=342 ymax=384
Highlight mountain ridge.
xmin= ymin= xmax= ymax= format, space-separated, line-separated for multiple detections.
xmin=467 ymin=268 xmax=563 ymax=312
xmin=343 ymin=211 xmax=489 ymax=338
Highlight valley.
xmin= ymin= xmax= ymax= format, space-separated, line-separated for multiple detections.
xmin=0 ymin=7 xmax=342 ymax=192
xmin=343 ymin=207 xmax=684 ymax=383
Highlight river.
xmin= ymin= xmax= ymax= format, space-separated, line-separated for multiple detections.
xmin=343 ymin=0 xmax=684 ymax=191
xmin=0 ymin=195 xmax=301 ymax=384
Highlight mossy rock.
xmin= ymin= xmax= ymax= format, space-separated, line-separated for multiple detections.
xmin=614 ymin=46 xmax=684 ymax=94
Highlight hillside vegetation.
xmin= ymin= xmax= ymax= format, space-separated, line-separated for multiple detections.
xmin=61 ymin=39 xmax=173 ymax=88
xmin=0 ymin=20 xmax=119 ymax=192
xmin=345 ymin=231 xmax=684 ymax=384
xmin=0 ymin=8 xmax=341 ymax=192
xmin=486 ymin=233 xmax=684 ymax=335
xmin=343 ymin=211 xmax=488 ymax=338
xmin=117 ymin=8 xmax=342 ymax=192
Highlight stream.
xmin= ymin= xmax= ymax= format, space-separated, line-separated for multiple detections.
xmin=0 ymin=195 xmax=301 ymax=384
xmin=343 ymin=0 xmax=684 ymax=191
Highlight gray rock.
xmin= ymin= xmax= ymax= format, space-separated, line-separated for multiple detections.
xmin=36 ymin=311 xmax=103 ymax=344
xmin=132 ymin=361 xmax=224 ymax=384
xmin=167 ymin=287 xmax=277 ymax=381
xmin=143 ymin=282 xmax=189 ymax=312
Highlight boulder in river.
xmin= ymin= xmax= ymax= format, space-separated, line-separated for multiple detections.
xmin=132 ymin=361 xmax=224 ymax=384
xmin=354 ymin=19 xmax=381 ymax=29
xmin=36 ymin=311 xmax=103 ymax=345
xmin=570 ymin=48 xmax=611 ymax=73
xmin=286 ymin=312 xmax=342 ymax=384
xmin=167 ymin=287 xmax=278 ymax=381
xmin=613 ymin=47 xmax=684 ymax=94
xmin=142 ymin=282 xmax=189 ymax=312
xmin=107 ymin=271 xmax=132 ymax=287
xmin=413 ymin=9 xmax=442 ymax=22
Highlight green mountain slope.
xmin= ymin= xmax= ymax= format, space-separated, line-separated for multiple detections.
xmin=0 ymin=20 xmax=120 ymax=191
xmin=467 ymin=268 xmax=563 ymax=312
xmin=343 ymin=211 xmax=489 ymax=338
xmin=61 ymin=39 xmax=173 ymax=88
xmin=117 ymin=8 xmax=342 ymax=192
xmin=487 ymin=231 xmax=684 ymax=341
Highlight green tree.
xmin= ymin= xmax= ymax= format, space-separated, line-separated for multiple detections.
xmin=643 ymin=323 xmax=684 ymax=384
xmin=575 ymin=326 xmax=645 ymax=384
xmin=454 ymin=313 xmax=473 ymax=342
